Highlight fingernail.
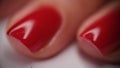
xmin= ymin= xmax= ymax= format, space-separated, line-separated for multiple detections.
xmin=7 ymin=6 xmax=62 ymax=53
xmin=79 ymin=8 xmax=120 ymax=56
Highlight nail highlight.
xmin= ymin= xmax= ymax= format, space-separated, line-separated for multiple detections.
xmin=7 ymin=6 xmax=62 ymax=53
xmin=80 ymin=8 xmax=120 ymax=56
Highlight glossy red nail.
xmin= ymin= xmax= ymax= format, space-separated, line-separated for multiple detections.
xmin=7 ymin=7 xmax=62 ymax=53
xmin=80 ymin=8 xmax=120 ymax=56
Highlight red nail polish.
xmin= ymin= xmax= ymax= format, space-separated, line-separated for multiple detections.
xmin=80 ymin=8 xmax=120 ymax=56
xmin=7 ymin=7 xmax=62 ymax=53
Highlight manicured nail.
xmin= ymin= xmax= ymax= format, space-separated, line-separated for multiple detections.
xmin=79 ymin=7 xmax=120 ymax=56
xmin=7 ymin=6 xmax=62 ymax=53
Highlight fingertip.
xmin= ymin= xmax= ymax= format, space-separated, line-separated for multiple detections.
xmin=77 ymin=1 xmax=120 ymax=63
xmin=6 ymin=0 xmax=105 ymax=59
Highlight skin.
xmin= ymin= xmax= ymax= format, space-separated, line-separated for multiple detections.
xmin=77 ymin=1 xmax=120 ymax=63
xmin=1 ymin=0 xmax=116 ymax=61
xmin=0 ymin=0 xmax=31 ymax=19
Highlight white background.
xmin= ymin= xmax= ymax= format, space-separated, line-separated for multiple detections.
xmin=0 ymin=18 xmax=120 ymax=68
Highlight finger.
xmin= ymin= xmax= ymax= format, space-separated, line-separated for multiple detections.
xmin=6 ymin=0 xmax=104 ymax=59
xmin=77 ymin=1 xmax=120 ymax=63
